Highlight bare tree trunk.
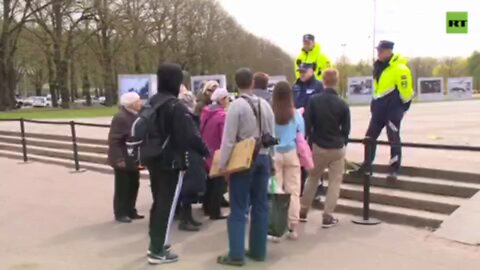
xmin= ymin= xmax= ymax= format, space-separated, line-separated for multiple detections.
xmin=52 ymin=0 xmax=70 ymax=108
xmin=46 ymin=52 xmax=58 ymax=107
xmin=81 ymin=71 xmax=92 ymax=106
xmin=70 ymin=60 xmax=78 ymax=102
xmin=0 ymin=0 xmax=16 ymax=111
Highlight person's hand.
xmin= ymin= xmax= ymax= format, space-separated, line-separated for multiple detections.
xmin=219 ymin=167 xmax=227 ymax=176
xmin=116 ymin=160 xmax=126 ymax=169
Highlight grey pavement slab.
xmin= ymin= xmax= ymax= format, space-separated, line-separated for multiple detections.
xmin=434 ymin=192 xmax=480 ymax=245
xmin=1 ymin=158 xmax=480 ymax=270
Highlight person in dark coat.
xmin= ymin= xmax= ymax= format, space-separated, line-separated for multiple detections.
xmin=108 ymin=92 xmax=144 ymax=223
xmin=178 ymin=84 xmax=209 ymax=232
xmin=146 ymin=63 xmax=210 ymax=265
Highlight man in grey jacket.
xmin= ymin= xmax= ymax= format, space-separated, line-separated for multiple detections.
xmin=217 ymin=68 xmax=275 ymax=267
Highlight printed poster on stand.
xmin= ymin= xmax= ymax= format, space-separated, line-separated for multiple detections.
xmin=118 ymin=74 xmax=157 ymax=100
xmin=346 ymin=76 xmax=374 ymax=104
xmin=447 ymin=77 xmax=473 ymax=100
xmin=191 ymin=75 xmax=227 ymax=96
xmin=417 ymin=77 xmax=444 ymax=102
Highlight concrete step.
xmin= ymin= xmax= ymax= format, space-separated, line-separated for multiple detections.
xmin=373 ymin=164 xmax=480 ymax=185
xmin=343 ymin=173 xmax=479 ymax=198
xmin=334 ymin=183 xmax=463 ymax=214
xmin=313 ymin=198 xmax=446 ymax=229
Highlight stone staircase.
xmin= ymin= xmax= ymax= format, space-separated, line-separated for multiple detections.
xmin=1 ymin=129 xmax=479 ymax=229
xmin=318 ymin=166 xmax=480 ymax=229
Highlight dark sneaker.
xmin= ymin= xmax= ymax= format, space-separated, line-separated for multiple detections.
xmin=217 ymin=255 xmax=245 ymax=267
xmin=115 ymin=216 xmax=132 ymax=223
xmin=129 ymin=213 xmax=145 ymax=220
xmin=322 ymin=215 xmax=339 ymax=229
xmin=147 ymin=251 xmax=179 ymax=265
xmin=386 ymin=172 xmax=398 ymax=181
xmin=246 ymin=250 xmax=265 ymax=262
xmin=147 ymin=244 xmax=171 ymax=256
xmin=179 ymin=222 xmax=200 ymax=232
xmin=348 ymin=166 xmax=370 ymax=177
xmin=299 ymin=209 xmax=308 ymax=223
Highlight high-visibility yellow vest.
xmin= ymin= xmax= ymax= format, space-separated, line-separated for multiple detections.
xmin=374 ymin=54 xmax=414 ymax=103
xmin=294 ymin=42 xmax=332 ymax=81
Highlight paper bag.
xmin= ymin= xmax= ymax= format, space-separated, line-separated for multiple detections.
xmin=209 ymin=138 xmax=256 ymax=177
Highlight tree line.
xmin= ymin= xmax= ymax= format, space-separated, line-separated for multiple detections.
xmin=0 ymin=0 xmax=293 ymax=111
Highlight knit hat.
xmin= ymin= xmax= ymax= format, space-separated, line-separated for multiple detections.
xmin=211 ymin=88 xmax=229 ymax=103
xmin=120 ymin=92 xmax=140 ymax=107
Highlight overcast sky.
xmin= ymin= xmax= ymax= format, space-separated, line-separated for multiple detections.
xmin=219 ymin=0 xmax=480 ymax=62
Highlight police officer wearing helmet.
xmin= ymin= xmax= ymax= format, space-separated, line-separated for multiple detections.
xmin=294 ymin=34 xmax=332 ymax=81
xmin=350 ymin=40 xmax=413 ymax=180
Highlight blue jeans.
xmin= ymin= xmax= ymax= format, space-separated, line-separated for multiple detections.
xmin=228 ymin=154 xmax=270 ymax=260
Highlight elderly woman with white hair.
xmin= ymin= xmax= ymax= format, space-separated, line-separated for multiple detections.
xmin=107 ymin=92 xmax=144 ymax=223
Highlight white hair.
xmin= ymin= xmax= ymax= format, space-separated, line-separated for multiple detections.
xmin=120 ymin=92 xmax=140 ymax=107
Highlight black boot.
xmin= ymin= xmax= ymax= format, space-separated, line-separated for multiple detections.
xmin=186 ymin=204 xmax=203 ymax=227
xmin=178 ymin=204 xmax=199 ymax=232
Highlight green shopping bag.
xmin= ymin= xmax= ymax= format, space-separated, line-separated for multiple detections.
xmin=268 ymin=177 xmax=290 ymax=238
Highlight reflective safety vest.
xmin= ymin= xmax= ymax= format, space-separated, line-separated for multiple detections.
xmin=373 ymin=54 xmax=414 ymax=103
xmin=294 ymin=42 xmax=332 ymax=81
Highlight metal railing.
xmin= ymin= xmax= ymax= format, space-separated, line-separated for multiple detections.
xmin=1 ymin=118 xmax=480 ymax=224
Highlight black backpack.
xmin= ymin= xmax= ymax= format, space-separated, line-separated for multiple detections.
xmin=127 ymin=96 xmax=176 ymax=164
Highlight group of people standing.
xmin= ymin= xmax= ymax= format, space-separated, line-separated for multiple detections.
xmin=105 ymin=34 xmax=413 ymax=266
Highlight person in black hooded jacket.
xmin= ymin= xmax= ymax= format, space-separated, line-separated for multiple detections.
xmin=146 ymin=63 xmax=209 ymax=265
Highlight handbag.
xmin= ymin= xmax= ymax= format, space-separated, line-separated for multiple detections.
xmin=295 ymin=110 xmax=314 ymax=170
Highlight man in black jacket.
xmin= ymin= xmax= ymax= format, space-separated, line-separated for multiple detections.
xmin=146 ymin=63 xmax=209 ymax=265
xmin=301 ymin=68 xmax=351 ymax=228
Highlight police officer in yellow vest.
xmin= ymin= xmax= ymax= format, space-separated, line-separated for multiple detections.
xmin=295 ymin=34 xmax=332 ymax=81
xmin=351 ymin=40 xmax=413 ymax=180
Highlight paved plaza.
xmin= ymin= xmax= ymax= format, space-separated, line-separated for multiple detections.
xmin=1 ymin=158 xmax=479 ymax=270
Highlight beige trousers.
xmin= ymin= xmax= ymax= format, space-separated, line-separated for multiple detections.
xmin=274 ymin=149 xmax=301 ymax=224
xmin=301 ymin=145 xmax=346 ymax=216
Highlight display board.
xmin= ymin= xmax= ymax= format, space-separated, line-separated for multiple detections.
xmin=267 ymin=75 xmax=288 ymax=92
xmin=191 ymin=75 xmax=227 ymax=96
xmin=118 ymin=74 xmax=157 ymax=100
xmin=346 ymin=76 xmax=374 ymax=104
xmin=417 ymin=77 xmax=444 ymax=102
xmin=447 ymin=77 xmax=473 ymax=100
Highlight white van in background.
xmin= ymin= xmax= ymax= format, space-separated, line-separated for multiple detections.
xmin=32 ymin=96 xmax=52 ymax=108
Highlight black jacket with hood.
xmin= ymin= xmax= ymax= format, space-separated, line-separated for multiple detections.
xmin=147 ymin=63 xmax=209 ymax=170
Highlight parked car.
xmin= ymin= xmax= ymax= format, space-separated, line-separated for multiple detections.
xmin=32 ymin=96 xmax=52 ymax=108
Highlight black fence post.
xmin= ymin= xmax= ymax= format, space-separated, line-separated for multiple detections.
xmin=19 ymin=118 xmax=29 ymax=163
xmin=70 ymin=121 xmax=86 ymax=173
xmin=353 ymin=137 xmax=381 ymax=226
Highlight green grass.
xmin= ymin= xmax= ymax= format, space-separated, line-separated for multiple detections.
xmin=0 ymin=106 xmax=118 ymax=120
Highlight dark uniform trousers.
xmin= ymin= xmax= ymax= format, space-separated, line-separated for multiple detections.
xmin=147 ymin=167 xmax=182 ymax=254
xmin=365 ymin=93 xmax=406 ymax=173
xmin=113 ymin=169 xmax=140 ymax=218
